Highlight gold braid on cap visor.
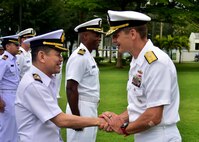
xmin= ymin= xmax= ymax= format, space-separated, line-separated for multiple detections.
xmin=23 ymin=34 xmax=36 ymax=38
xmin=106 ymin=23 xmax=129 ymax=36
xmin=43 ymin=41 xmax=67 ymax=51
xmin=86 ymin=27 xmax=104 ymax=33
xmin=9 ymin=40 xmax=19 ymax=45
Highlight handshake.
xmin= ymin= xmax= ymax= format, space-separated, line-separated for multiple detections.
xmin=97 ymin=111 xmax=128 ymax=135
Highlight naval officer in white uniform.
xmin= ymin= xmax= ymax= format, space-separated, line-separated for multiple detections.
xmin=101 ymin=10 xmax=181 ymax=142
xmin=16 ymin=28 xmax=36 ymax=79
xmin=15 ymin=29 xmax=106 ymax=142
xmin=0 ymin=34 xmax=20 ymax=142
xmin=66 ymin=18 xmax=104 ymax=142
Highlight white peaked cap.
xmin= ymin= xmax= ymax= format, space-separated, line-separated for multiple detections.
xmin=0 ymin=34 xmax=19 ymax=47
xmin=74 ymin=18 xmax=104 ymax=34
xmin=18 ymin=28 xmax=36 ymax=38
xmin=24 ymin=29 xmax=67 ymax=52
xmin=106 ymin=10 xmax=151 ymax=36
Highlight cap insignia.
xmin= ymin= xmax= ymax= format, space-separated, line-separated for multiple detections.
xmin=144 ymin=51 xmax=158 ymax=64
xmin=2 ymin=55 xmax=8 ymax=60
xmin=61 ymin=32 xmax=65 ymax=43
xmin=33 ymin=73 xmax=43 ymax=83
xmin=78 ymin=48 xmax=86 ymax=55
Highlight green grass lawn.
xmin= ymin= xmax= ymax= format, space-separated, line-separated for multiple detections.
xmin=58 ymin=62 xmax=199 ymax=142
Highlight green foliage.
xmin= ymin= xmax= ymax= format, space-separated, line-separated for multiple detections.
xmin=94 ymin=56 xmax=105 ymax=65
xmin=153 ymin=34 xmax=189 ymax=63
xmin=1 ymin=0 xmax=199 ymax=40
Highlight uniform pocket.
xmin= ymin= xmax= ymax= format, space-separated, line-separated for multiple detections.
xmin=133 ymin=87 xmax=143 ymax=97
xmin=89 ymin=65 xmax=99 ymax=76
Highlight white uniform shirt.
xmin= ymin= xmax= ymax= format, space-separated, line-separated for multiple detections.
xmin=66 ymin=43 xmax=100 ymax=101
xmin=15 ymin=66 xmax=62 ymax=142
xmin=0 ymin=51 xmax=20 ymax=90
xmin=16 ymin=47 xmax=32 ymax=79
xmin=127 ymin=40 xmax=180 ymax=126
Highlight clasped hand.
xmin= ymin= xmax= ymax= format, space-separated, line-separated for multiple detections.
xmin=98 ymin=111 xmax=124 ymax=135
xmin=0 ymin=97 xmax=6 ymax=113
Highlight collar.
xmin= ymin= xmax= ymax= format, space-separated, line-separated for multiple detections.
xmin=31 ymin=65 xmax=53 ymax=87
xmin=19 ymin=46 xmax=31 ymax=54
xmin=132 ymin=39 xmax=154 ymax=66
xmin=79 ymin=43 xmax=89 ymax=53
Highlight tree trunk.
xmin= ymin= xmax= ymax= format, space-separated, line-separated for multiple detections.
xmin=116 ymin=52 xmax=123 ymax=68
xmin=109 ymin=46 xmax=112 ymax=63
xmin=179 ymin=51 xmax=182 ymax=63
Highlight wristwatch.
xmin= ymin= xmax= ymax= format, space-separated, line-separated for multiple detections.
xmin=120 ymin=122 xmax=130 ymax=136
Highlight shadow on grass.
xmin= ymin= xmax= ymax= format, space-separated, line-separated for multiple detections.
xmin=175 ymin=62 xmax=199 ymax=72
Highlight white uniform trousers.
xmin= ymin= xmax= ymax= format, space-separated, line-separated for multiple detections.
xmin=66 ymin=100 xmax=98 ymax=142
xmin=0 ymin=90 xmax=17 ymax=142
xmin=134 ymin=124 xmax=181 ymax=142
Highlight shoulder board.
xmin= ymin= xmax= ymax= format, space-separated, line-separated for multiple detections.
xmin=18 ymin=50 xmax=23 ymax=55
xmin=144 ymin=51 xmax=158 ymax=64
xmin=2 ymin=55 xmax=8 ymax=60
xmin=33 ymin=73 xmax=43 ymax=83
xmin=78 ymin=49 xmax=86 ymax=55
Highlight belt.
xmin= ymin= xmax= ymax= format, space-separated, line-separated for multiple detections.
xmin=79 ymin=95 xmax=100 ymax=103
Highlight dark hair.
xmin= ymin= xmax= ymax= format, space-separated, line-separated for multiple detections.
xmin=31 ymin=46 xmax=52 ymax=62
xmin=123 ymin=24 xmax=148 ymax=39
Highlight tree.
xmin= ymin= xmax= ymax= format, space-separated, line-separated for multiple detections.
xmin=153 ymin=34 xmax=189 ymax=63
xmin=174 ymin=36 xmax=189 ymax=63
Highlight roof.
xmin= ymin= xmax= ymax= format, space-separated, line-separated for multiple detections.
xmin=194 ymin=33 xmax=199 ymax=39
xmin=190 ymin=33 xmax=199 ymax=39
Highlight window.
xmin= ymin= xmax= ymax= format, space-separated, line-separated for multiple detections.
xmin=195 ymin=43 xmax=199 ymax=50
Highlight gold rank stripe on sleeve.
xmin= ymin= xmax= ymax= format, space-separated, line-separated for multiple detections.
xmin=33 ymin=73 xmax=43 ymax=83
xmin=144 ymin=51 xmax=158 ymax=64
xmin=78 ymin=49 xmax=86 ymax=55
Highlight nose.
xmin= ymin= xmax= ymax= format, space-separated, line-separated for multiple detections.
xmin=60 ymin=55 xmax=63 ymax=62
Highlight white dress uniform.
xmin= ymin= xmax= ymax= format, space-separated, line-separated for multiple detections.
xmin=127 ymin=40 xmax=181 ymax=142
xmin=16 ymin=47 xmax=32 ymax=79
xmin=66 ymin=43 xmax=100 ymax=142
xmin=0 ymin=51 xmax=20 ymax=142
xmin=15 ymin=66 xmax=63 ymax=142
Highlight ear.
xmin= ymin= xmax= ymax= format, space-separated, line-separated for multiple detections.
xmin=5 ymin=44 xmax=11 ymax=51
xmin=38 ymin=51 xmax=46 ymax=63
xmin=129 ymin=28 xmax=137 ymax=40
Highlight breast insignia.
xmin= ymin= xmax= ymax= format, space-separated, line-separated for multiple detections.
xmin=144 ymin=51 xmax=158 ymax=64
xmin=2 ymin=55 xmax=8 ymax=60
xmin=33 ymin=73 xmax=43 ymax=83
xmin=78 ymin=49 xmax=86 ymax=55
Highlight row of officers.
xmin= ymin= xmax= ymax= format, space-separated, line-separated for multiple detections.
xmin=0 ymin=10 xmax=181 ymax=142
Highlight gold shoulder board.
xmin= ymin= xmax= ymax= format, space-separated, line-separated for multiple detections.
xmin=144 ymin=51 xmax=158 ymax=64
xmin=2 ymin=55 xmax=8 ymax=60
xmin=18 ymin=50 xmax=23 ymax=54
xmin=78 ymin=49 xmax=86 ymax=55
xmin=33 ymin=73 xmax=43 ymax=83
